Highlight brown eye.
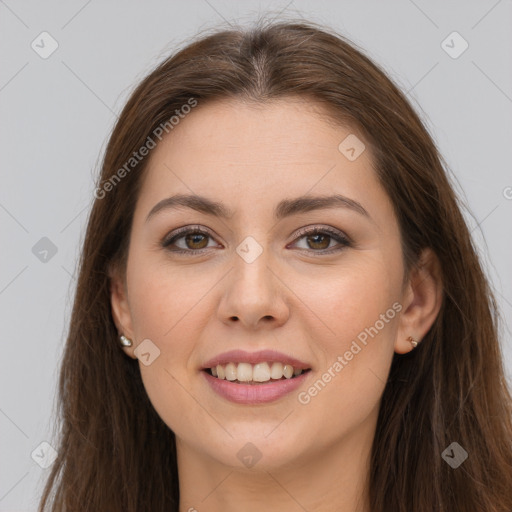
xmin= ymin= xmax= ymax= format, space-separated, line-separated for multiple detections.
xmin=184 ymin=232 xmax=209 ymax=250
xmin=162 ymin=227 xmax=217 ymax=254
xmin=290 ymin=226 xmax=351 ymax=255
xmin=305 ymin=233 xmax=331 ymax=250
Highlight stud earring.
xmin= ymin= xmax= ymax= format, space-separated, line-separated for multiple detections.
xmin=407 ymin=336 xmax=419 ymax=348
xmin=119 ymin=335 xmax=133 ymax=347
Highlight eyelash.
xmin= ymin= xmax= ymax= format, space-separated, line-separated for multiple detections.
xmin=161 ymin=225 xmax=351 ymax=256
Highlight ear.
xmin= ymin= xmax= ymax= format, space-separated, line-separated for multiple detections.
xmin=395 ymin=248 xmax=443 ymax=354
xmin=108 ymin=263 xmax=137 ymax=359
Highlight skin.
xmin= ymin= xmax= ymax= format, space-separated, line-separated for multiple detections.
xmin=110 ymin=97 xmax=443 ymax=512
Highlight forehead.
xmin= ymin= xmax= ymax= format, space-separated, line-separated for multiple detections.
xmin=135 ymin=97 xmax=390 ymax=225
xmin=150 ymin=97 xmax=362 ymax=166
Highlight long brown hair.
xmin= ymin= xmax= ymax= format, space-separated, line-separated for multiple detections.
xmin=38 ymin=17 xmax=512 ymax=511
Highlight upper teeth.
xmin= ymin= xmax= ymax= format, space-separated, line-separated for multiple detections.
xmin=211 ymin=362 xmax=304 ymax=382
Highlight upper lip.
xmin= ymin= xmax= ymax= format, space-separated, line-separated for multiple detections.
xmin=201 ymin=349 xmax=311 ymax=370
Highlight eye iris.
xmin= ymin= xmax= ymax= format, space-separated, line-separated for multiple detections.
xmin=186 ymin=232 xmax=208 ymax=249
xmin=307 ymin=233 xmax=330 ymax=250
xmin=172 ymin=229 xmax=340 ymax=252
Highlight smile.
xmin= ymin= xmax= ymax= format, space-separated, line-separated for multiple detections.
xmin=201 ymin=350 xmax=312 ymax=404
xmin=205 ymin=362 xmax=311 ymax=384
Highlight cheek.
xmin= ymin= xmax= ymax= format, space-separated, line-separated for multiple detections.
xmin=307 ymin=255 xmax=401 ymax=344
xmin=125 ymin=255 xmax=224 ymax=432
xmin=294 ymin=272 xmax=399 ymax=446
xmin=127 ymin=254 xmax=212 ymax=341
xmin=298 ymin=255 xmax=400 ymax=407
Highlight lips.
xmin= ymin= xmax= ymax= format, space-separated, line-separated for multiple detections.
xmin=201 ymin=349 xmax=312 ymax=404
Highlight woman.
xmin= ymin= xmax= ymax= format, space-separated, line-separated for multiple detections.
xmin=38 ymin=18 xmax=512 ymax=512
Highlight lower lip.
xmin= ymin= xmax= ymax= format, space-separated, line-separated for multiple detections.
xmin=202 ymin=370 xmax=310 ymax=404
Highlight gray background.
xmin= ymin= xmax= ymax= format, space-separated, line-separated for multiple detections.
xmin=1 ymin=1 xmax=511 ymax=509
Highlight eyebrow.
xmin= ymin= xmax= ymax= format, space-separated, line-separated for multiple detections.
xmin=145 ymin=193 xmax=371 ymax=223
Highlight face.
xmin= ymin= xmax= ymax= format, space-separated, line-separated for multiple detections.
xmin=111 ymin=97 xmax=417 ymax=472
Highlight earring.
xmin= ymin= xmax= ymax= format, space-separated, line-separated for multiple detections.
xmin=407 ymin=336 xmax=419 ymax=348
xmin=119 ymin=334 xmax=133 ymax=347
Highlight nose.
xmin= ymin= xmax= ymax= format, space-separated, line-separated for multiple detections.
xmin=217 ymin=245 xmax=290 ymax=330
